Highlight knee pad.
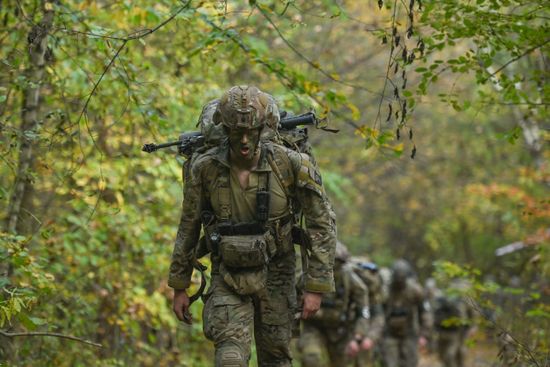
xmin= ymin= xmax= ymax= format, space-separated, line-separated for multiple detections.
xmin=216 ymin=342 xmax=247 ymax=367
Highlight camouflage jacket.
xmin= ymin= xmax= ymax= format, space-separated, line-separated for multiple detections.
xmin=351 ymin=260 xmax=386 ymax=341
xmin=383 ymin=278 xmax=431 ymax=338
xmin=168 ymin=140 xmax=337 ymax=293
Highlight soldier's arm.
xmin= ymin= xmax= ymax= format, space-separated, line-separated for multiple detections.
xmin=292 ymin=152 xmax=337 ymax=293
xmin=362 ymin=271 xmax=385 ymax=341
xmin=349 ymin=269 xmax=371 ymax=339
xmin=167 ymin=161 xmax=204 ymax=290
xmin=414 ymin=283 xmax=432 ymax=337
xmin=366 ymin=288 xmax=385 ymax=342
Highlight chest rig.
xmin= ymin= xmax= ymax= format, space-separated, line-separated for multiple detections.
xmin=201 ymin=144 xmax=294 ymax=256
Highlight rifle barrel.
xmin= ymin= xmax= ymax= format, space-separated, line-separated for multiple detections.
xmin=279 ymin=112 xmax=316 ymax=130
xmin=142 ymin=140 xmax=180 ymax=153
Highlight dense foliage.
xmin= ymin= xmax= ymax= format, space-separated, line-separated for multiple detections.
xmin=1 ymin=0 xmax=548 ymax=366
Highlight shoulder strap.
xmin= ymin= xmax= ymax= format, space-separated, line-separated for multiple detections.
xmin=217 ymin=164 xmax=231 ymax=221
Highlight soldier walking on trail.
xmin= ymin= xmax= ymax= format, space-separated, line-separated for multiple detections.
xmin=297 ymin=241 xmax=383 ymax=367
xmin=434 ymin=279 xmax=475 ymax=367
xmin=351 ymin=256 xmax=386 ymax=366
xmin=168 ymin=85 xmax=337 ymax=367
xmin=381 ymin=259 xmax=431 ymax=367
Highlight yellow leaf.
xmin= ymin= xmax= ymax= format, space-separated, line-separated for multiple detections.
xmin=347 ymin=103 xmax=361 ymax=121
xmin=115 ymin=192 xmax=125 ymax=206
xmin=354 ymin=125 xmax=368 ymax=139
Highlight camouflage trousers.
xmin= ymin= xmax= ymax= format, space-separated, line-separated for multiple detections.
xmin=202 ymin=250 xmax=297 ymax=367
xmin=381 ymin=335 xmax=418 ymax=367
xmin=297 ymin=322 xmax=351 ymax=367
xmin=437 ymin=330 xmax=467 ymax=367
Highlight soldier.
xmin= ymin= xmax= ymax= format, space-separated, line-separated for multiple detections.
xmin=424 ymin=277 xmax=442 ymax=354
xmin=351 ymin=256 xmax=386 ymax=365
xmin=381 ymin=259 xmax=430 ymax=367
xmin=298 ymin=241 xmax=378 ymax=367
xmin=434 ymin=279 xmax=475 ymax=367
xmin=168 ymin=85 xmax=337 ymax=367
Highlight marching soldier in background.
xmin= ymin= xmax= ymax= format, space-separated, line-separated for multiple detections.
xmin=381 ymin=259 xmax=431 ymax=367
xmin=423 ymin=277 xmax=442 ymax=354
xmin=434 ymin=279 xmax=475 ymax=367
xmin=298 ymin=242 xmax=378 ymax=367
xmin=351 ymin=256 xmax=386 ymax=366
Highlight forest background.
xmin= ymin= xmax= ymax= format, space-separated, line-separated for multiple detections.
xmin=0 ymin=0 xmax=548 ymax=366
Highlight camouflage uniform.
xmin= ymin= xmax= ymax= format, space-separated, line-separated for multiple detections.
xmin=381 ymin=260 xmax=430 ymax=367
xmin=351 ymin=257 xmax=386 ymax=366
xmin=434 ymin=281 xmax=474 ymax=367
xmin=298 ymin=243 xmax=378 ymax=367
xmin=168 ymin=86 xmax=337 ymax=367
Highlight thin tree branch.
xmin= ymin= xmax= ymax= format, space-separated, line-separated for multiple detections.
xmin=203 ymin=17 xmax=358 ymax=130
xmin=75 ymin=0 xmax=193 ymax=129
xmin=256 ymin=5 xmax=383 ymax=96
xmin=332 ymin=0 xmax=384 ymax=32
xmin=76 ymin=40 xmax=127 ymax=150
xmin=484 ymin=38 xmax=550 ymax=80
xmin=466 ymin=296 xmax=542 ymax=367
xmin=374 ymin=0 xmax=398 ymax=130
xmin=0 ymin=329 xmax=102 ymax=348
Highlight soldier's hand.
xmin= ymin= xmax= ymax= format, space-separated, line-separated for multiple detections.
xmin=418 ymin=336 xmax=428 ymax=348
xmin=301 ymin=291 xmax=322 ymax=319
xmin=173 ymin=289 xmax=192 ymax=324
xmin=361 ymin=337 xmax=374 ymax=351
xmin=345 ymin=340 xmax=360 ymax=357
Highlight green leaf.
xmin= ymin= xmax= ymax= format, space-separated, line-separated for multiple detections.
xmin=18 ymin=313 xmax=37 ymax=331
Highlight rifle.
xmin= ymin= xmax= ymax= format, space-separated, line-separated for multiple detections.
xmin=141 ymin=111 xmax=336 ymax=157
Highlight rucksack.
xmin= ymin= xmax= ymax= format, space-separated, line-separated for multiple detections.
xmin=434 ymin=296 xmax=464 ymax=331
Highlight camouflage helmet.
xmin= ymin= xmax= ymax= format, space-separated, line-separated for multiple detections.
xmin=391 ymin=259 xmax=412 ymax=284
xmin=213 ymin=85 xmax=280 ymax=130
xmin=335 ymin=240 xmax=350 ymax=262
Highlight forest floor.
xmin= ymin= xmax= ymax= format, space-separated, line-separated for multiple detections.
xmin=419 ymin=336 xmax=499 ymax=367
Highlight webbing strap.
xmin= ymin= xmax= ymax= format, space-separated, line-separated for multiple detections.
xmin=218 ymin=170 xmax=231 ymax=221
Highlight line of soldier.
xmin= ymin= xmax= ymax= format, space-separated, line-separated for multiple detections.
xmin=297 ymin=241 xmax=475 ymax=367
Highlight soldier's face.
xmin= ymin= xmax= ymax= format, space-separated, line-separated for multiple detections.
xmin=228 ymin=127 xmax=262 ymax=161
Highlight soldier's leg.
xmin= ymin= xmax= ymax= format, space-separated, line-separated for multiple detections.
xmin=381 ymin=336 xmax=400 ymax=367
xmin=437 ymin=332 xmax=457 ymax=367
xmin=327 ymin=335 xmax=352 ymax=367
xmin=298 ymin=323 xmax=327 ymax=367
xmin=203 ymin=276 xmax=254 ymax=367
xmin=254 ymin=251 xmax=296 ymax=367
xmin=401 ymin=336 xmax=419 ymax=367
xmin=456 ymin=330 xmax=468 ymax=367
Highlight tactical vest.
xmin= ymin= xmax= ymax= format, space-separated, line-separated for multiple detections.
xmin=198 ymin=143 xmax=298 ymax=295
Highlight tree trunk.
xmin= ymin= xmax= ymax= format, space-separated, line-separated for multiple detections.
xmin=4 ymin=1 xmax=55 ymax=237
xmin=1 ymin=1 xmax=55 ymax=359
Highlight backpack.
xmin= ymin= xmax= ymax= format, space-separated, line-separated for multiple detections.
xmin=434 ymin=296 xmax=464 ymax=331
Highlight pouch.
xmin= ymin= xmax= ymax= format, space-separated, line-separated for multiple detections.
xmin=219 ymin=263 xmax=267 ymax=295
xmin=388 ymin=314 xmax=409 ymax=337
xmin=219 ymin=234 xmax=270 ymax=268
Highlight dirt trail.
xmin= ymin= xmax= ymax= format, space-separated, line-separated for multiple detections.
xmin=419 ymin=338 xmax=499 ymax=367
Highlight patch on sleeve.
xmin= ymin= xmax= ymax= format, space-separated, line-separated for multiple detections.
xmin=297 ymin=153 xmax=325 ymax=196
